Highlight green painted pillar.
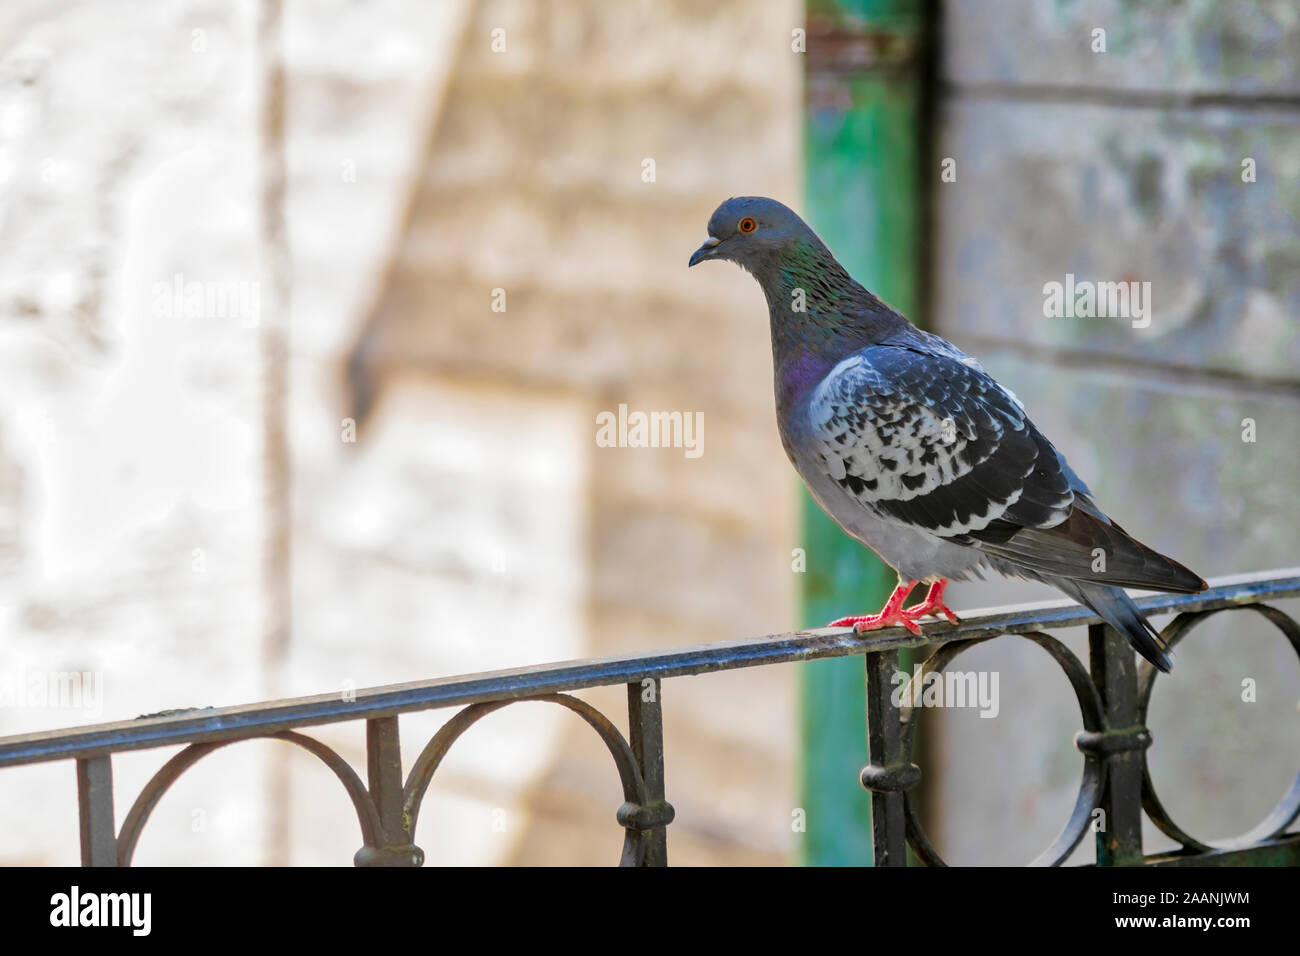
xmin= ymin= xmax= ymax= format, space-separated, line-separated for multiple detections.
xmin=799 ymin=0 xmax=929 ymax=866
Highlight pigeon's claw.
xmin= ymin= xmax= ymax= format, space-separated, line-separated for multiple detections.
xmin=830 ymin=610 xmax=924 ymax=637
xmin=827 ymin=580 xmax=922 ymax=635
xmin=900 ymin=579 xmax=961 ymax=625
xmin=902 ymin=603 xmax=961 ymax=626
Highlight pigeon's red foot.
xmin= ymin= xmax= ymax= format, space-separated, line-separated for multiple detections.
xmin=829 ymin=610 xmax=924 ymax=637
xmin=828 ymin=580 xmax=923 ymax=636
xmin=901 ymin=579 xmax=961 ymax=626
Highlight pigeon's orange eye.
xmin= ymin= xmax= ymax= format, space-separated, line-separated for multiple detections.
xmin=738 ymin=217 xmax=757 ymax=233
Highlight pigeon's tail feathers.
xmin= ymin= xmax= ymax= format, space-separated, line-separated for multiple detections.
xmin=969 ymin=506 xmax=1207 ymax=595
xmin=1086 ymin=510 xmax=1208 ymax=593
xmin=1053 ymin=578 xmax=1173 ymax=673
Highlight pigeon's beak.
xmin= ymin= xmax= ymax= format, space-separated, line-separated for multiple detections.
xmin=688 ymin=235 xmax=722 ymax=268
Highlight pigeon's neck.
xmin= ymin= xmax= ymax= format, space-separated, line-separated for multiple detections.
xmin=756 ymin=239 xmax=909 ymax=407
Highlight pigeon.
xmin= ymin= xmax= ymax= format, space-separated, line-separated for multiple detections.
xmin=689 ymin=196 xmax=1206 ymax=672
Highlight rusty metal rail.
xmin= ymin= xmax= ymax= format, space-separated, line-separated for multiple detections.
xmin=2 ymin=567 xmax=1298 ymax=866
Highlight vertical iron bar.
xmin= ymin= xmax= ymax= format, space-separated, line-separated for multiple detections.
xmin=1088 ymin=623 xmax=1145 ymax=865
xmin=864 ymin=649 xmax=908 ymax=865
xmin=356 ymin=716 xmax=423 ymax=866
xmin=76 ymin=755 xmax=117 ymax=867
xmin=627 ymin=679 xmax=668 ymax=866
xmin=366 ymin=717 xmax=404 ymax=840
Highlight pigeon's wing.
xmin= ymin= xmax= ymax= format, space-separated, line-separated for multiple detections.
xmin=808 ymin=344 xmax=1205 ymax=591
xmin=808 ymin=343 xmax=1074 ymax=538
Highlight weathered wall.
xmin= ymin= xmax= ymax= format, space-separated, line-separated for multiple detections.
xmin=930 ymin=0 xmax=1300 ymax=864
xmin=0 ymin=0 xmax=266 ymax=864
xmin=349 ymin=0 xmax=804 ymax=865
xmin=0 ymin=0 xmax=804 ymax=865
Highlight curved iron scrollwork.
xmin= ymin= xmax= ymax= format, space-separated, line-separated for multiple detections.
xmin=110 ymin=695 xmax=672 ymax=867
xmin=116 ymin=732 xmax=384 ymax=866
xmin=396 ymin=693 xmax=674 ymax=867
xmin=1137 ymin=604 xmax=1300 ymax=855
xmin=877 ymin=632 xmax=1107 ymax=867
xmin=3 ymin=568 xmax=1294 ymax=866
xmin=859 ymin=602 xmax=1300 ymax=866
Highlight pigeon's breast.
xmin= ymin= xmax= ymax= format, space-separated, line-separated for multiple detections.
xmin=777 ymin=349 xmax=839 ymax=405
xmin=774 ymin=349 xmax=839 ymax=460
xmin=794 ymin=443 xmax=992 ymax=581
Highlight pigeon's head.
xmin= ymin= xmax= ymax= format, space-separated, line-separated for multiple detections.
xmin=688 ymin=196 xmax=814 ymax=273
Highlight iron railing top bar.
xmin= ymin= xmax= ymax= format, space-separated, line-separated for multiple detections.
xmin=1 ymin=566 xmax=1297 ymax=769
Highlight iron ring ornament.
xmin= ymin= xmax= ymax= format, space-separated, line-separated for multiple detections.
xmin=868 ymin=631 xmax=1107 ymax=867
xmin=395 ymin=693 xmax=673 ymax=867
xmin=117 ymin=731 xmax=384 ymax=866
xmin=114 ymin=694 xmax=671 ymax=867
xmin=1136 ymin=604 xmax=1300 ymax=854
xmin=861 ymin=603 xmax=1300 ymax=866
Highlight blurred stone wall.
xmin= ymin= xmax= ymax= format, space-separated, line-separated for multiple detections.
xmin=0 ymin=0 xmax=270 ymax=865
xmin=0 ymin=0 xmax=803 ymax=865
xmin=344 ymin=0 xmax=803 ymax=865
xmin=929 ymin=0 xmax=1300 ymax=864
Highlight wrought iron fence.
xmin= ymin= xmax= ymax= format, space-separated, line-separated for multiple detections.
xmin=1 ymin=567 xmax=1297 ymax=867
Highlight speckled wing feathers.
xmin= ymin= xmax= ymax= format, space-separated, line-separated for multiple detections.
xmin=809 ymin=345 xmax=1075 ymax=540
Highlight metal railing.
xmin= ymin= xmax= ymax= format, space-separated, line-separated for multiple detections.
xmin=2 ymin=567 xmax=1298 ymax=866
